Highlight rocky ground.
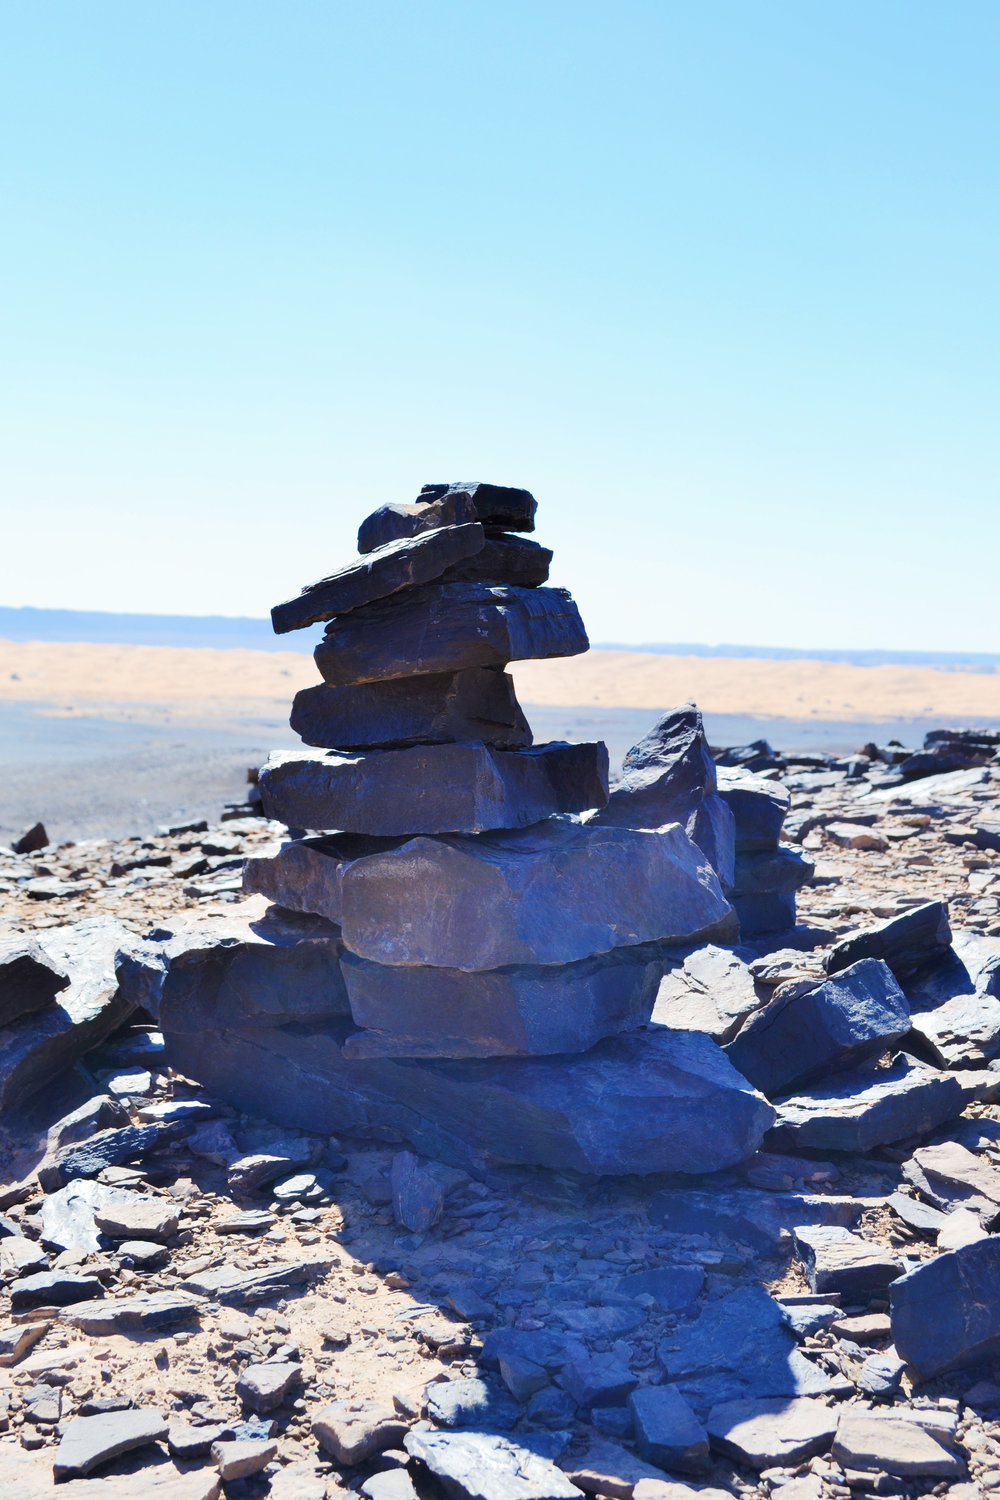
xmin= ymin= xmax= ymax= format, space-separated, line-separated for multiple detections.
xmin=3 ymin=746 xmax=1000 ymax=1500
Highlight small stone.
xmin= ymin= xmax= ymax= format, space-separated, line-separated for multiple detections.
xmin=211 ymin=1437 xmax=277 ymax=1480
xmin=360 ymin=1471 xmax=419 ymax=1500
xmin=312 ymin=1400 xmax=409 ymax=1465
xmin=168 ymin=1421 xmax=226 ymax=1457
xmin=235 ymin=1360 xmax=301 ymax=1413
xmin=392 ymin=1152 xmax=443 ymax=1232
xmin=498 ymin=1352 xmax=550 ymax=1402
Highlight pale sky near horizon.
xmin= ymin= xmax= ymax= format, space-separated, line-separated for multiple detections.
xmin=2 ymin=3 xmax=998 ymax=652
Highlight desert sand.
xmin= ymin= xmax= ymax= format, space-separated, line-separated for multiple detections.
xmin=2 ymin=637 xmax=999 ymax=724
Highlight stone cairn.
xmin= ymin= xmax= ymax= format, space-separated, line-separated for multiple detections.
xmin=162 ymin=482 xmax=789 ymax=1175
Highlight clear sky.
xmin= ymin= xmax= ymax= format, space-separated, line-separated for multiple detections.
xmin=2 ymin=2 xmax=998 ymax=651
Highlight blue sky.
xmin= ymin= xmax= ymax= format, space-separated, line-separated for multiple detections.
xmin=1 ymin=3 xmax=997 ymax=651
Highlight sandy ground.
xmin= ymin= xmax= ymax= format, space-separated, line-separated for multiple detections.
xmin=3 ymin=638 xmax=1000 ymax=724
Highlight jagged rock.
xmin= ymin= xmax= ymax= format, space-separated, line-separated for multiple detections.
xmin=44 ymin=1094 xmax=129 ymax=1155
xmin=792 ymin=1225 xmax=903 ymax=1297
xmin=271 ymin=521 xmax=486 ymax=633
xmin=766 ymin=1058 xmax=995 ymax=1152
xmin=38 ymin=1122 xmax=182 ymax=1191
xmin=183 ymin=1256 xmax=336 ymax=1305
xmin=257 ymin=741 xmax=609 ymax=835
xmin=53 ymin=1409 xmax=168 ymax=1480
xmin=358 ymin=482 xmax=537 ymax=553
xmin=403 ymin=1429 xmax=580 ymax=1500
xmin=629 ymin=1386 xmax=709 ymax=1474
xmin=163 ymin=1019 xmax=773 ymax=1176
xmin=0 ymin=918 xmax=140 ymax=1110
xmin=826 ymin=901 xmax=952 ymax=980
xmin=716 ymin=768 xmax=791 ymax=849
xmin=290 ymin=668 xmax=532 ymax=751
xmin=906 ymin=931 xmax=1000 ymax=1011
xmin=341 ymin=944 xmax=661 ymax=1058
xmin=12 ymin=822 xmax=48 ymax=854
xmin=891 ymin=1235 xmax=1000 ymax=1378
xmin=901 ymin=1140 xmax=1000 ymax=1222
xmin=561 ymin=1355 xmax=637 ymax=1409
xmin=706 ymin=1396 xmax=838 ymax=1470
xmin=391 ymin=1151 xmax=443 ymax=1231
xmin=246 ymin=818 xmax=734 ymax=969
xmin=313 ymin=583 xmax=588 ymax=686
xmin=910 ymin=986 xmax=1000 ymax=1068
xmin=832 ymin=1411 xmax=962 ymax=1479
xmin=0 ymin=938 xmax=68 ymax=1026
xmin=312 ymin=1400 xmax=409 ymax=1464
xmin=591 ymin=705 xmax=736 ymax=887
xmin=733 ymin=847 xmax=814 ymax=895
xmin=211 ymin=1439 xmax=277 ymax=1481
xmin=651 ymin=945 xmax=763 ymax=1044
xmin=10 ymin=1271 xmax=104 ymax=1309
xmin=887 ymin=1191 xmax=948 ymax=1235
xmin=724 ymin=959 xmax=909 ymax=1099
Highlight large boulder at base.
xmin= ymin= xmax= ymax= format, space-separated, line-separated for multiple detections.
xmin=766 ymin=1058 xmax=997 ymax=1153
xmin=891 ymin=1235 xmax=1000 ymax=1378
xmin=257 ymin=741 xmax=609 ymax=835
xmin=245 ymin=818 xmax=736 ymax=969
xmin=0 ymin=937 xmax=69 ymax=1026
xmin=724 ymin=958 xmax=910 ymax=1100
xmin=271 ymin=521 xmax=486 ymax=633
xmin=160 ymin=1014 xmax=774 ymax=1176
xmin=825 ymin=901 xmax=952 ymax=981
xmin=313 ymin=583 xmax=588 ymax=686
xmin=716 ymin=767 xmax=791 ymax=850
xmin=289 ymin=667 xmax=532 ymax=751
xmin=591 ymin=705 xmax=735 ymax=888
xmin=358 ymin=482 xmax=537 ymax=553
xmin=340 ymin=944 xmax=661 ymax=1058
xmin=0 ymin=919 xmax=139 ymax=1110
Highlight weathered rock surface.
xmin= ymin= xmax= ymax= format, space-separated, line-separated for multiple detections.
xmin=909 ymin=948 xmax=1000 ymax=1064
xmin=10 ymin=1270 xmax=105 ymax=1309
xmin=212 ymin=1440 xmax=276 ymax=1481
xmin=53 ymin=1408 xmax=168 ymax=1479
xmin=289 ymin=668 xmax=532 ymax=751
xmin=439 ymin=533 xmax=552 ymax=588
xmin=832 ymin=1411 xmax=962 ymax=1479
xmin=767 ymin=1057 xmax=995 ymax=1152
xmin=706 ymin=1396 xmax=838 ymax=1470
xmin=235 ymin=1360 xmax=301 ymax=1412
xmin=0 ymin=937 xmax=68 ymax=1026
xmin=891 ymin=1235 xmax=1000 ymax=1377
xmin=183 ymin=1256 xmax=335 ymax=1305
xmin=826 ymin=900 xmax=952 ymax=980
xmin=725 ymin=958 xmax=909 ymax=1099
xmin=40 ymin=1179 xmax=143 ymax=1253
xmin=902 ymin=1139 xmax=1000 ymax=1220
xmin=792 ymin=1224 xmax=903 ymax=1297
xmin=357 ymin=482 xmax=536 ymax=552
xmin=629 ymin=1385 xmax=710 ymax=1474
xmin=63 ymin=1291 xmax=200 ymax=1334
xmin=341 ymin=944 xmax=661 ymax=1058
xmin=258 ymin=741 xmax=609 ymax=835
xmin=651 ymin=944 xmax=763 ymax=1044
xmin=591 ymin=705 xmax=736 ymax=888
xmin=716 ymin=767 xmax=791 ymax=849
xmin=93 ymin=1198 xmax=180 ymax=1242
xmin=312 ymin=1400 xmax=408 ymax=1464
xmin=0 ymin=918 xmax=139 ymax=1110
xmin=38 ymin=1122 xmax=181 ymax=1191
xmin=271 ymin=521 xmax=486 ymax=633
xmin=313 ymin=583 xmax=588 ymax=686
xmin=403 ymin=1428 xmax=580 ymax=1500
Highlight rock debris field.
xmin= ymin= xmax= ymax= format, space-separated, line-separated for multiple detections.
xmin=2 ymin=487 xmax=1000 ymax=1500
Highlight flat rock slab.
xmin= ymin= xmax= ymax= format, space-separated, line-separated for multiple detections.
xmin=906 ymin=930 xmax=1000 ymax=1011
xmin=63 ymin=1291 xmax=201 ymax=1334
xmin=826 ymin=900 xmax=952 ymax=980
xmin=211 ymin=1439 xmax=277 ymax=1481
xmin=247 ymin=818 xmax=734 ymax=969
xmin=592 ymin=705 xmax=735 ymax=887
xmin=183 ymin=1256 xmax=335 ymax=1305
xmin=648 ymin=1188 xmax=863 ymax=1254
xmin=290 ymin=667 xmax=532 ymax=751
xmin=767 ymin=1058 xmax=993 ymax=1153
xmin=652 ymin=944 xmax=763 ymax=1044
xmin=425 ymin=1376 xmax=519 ymax=1431
xmin=891 ymin=1234 xmax=1000 ymax=1377
xmin=706 ymin=1396 xmax=837 ymax=1469
xmin=0 ymin=937 xmax=69 ymax=1026
xmin=732 ymin=847 xmax=814 ymax=896
xmin=53 ymin=1408 xmax=168 ymax=1479
xmin=404 ymin=1428 xmax=580 ymax=1500
xmin=792 ymin=1225 xmax=903 ymax=1298
xmin=902 ymin=1140 xmax=1000 ymax=1218
xmin=258 ymin=740 xmax=609 ymax=835
xmin=716 ymin=767 xmax=791 ymax=850
xmin=38 ymin=1121 xmax=180 ymax=1191
xmin=341 ymin=944 xmax=661 ymax=1059
xmin=911 ymin=988 xmax=1000 ymax=1067
xmin=563 ymin=1439 xmax=673 ymax=1498
xmin=10 ymin=1271 xmax=104 ymax=1310
xmin=271 ymin=521 xmax=486 ymax=633
xmin=358 ymin=483 xmax=536 ymax=552
xmin=438 ymin=533 xmax=551 ymax=588
xmin=629 ymin=1385 xmax=709 ymax=1474
xmin=93 ymin=1198 xmax=179 ymax=1242
xmin=0 ymin=918 xmax=140 ymax=1111
xmin=0 ymin=1321 xmax=49 ymax=1367
xmin=312 ymin=1400 xmax=409 ymax=1464
xmin=725 ymin=958 xmax=910 ymax=1099
xmin=313 ymin=583 xmax=589 ymax=686
xmin=832 ymin=1412 xmax=962 ymax=1479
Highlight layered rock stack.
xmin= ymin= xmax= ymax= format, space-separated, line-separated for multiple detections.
xmin=161 ymin=482 xmax=776 ymax=1175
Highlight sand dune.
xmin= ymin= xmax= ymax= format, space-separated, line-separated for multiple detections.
xmin=1 ymin=637 xmax=999 ymax=725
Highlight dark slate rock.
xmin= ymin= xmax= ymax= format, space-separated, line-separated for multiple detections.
xmin=0 ymin=918 xmax=140 ymax=1111
xmin=262 ymin=819 xmax=733 ymax=968
xmin=12 ymin=821 xmax=48 ymax=854
xmin=63 ymin=1290 xmax=201 ymax=1334
xmin=724 ymin=958 xmax=910 ymax=1100
xmin=629 ymin=1385 xmax=709 ymax=1474
xmin=706 ymin=1396 xmax=838 ymax=1470
xmin=733 ymin=890 xmax=797 ymax=937
xmin=40 ymin=1178 xmax=141 ymax=1253
xmin=612 ymin=1265 xmax=705 ymax=1310
xmin=289 ymin=667 xmax=532 ymax=751
xmin=45 ymin=1093 xmax=129 ymax=1154
xmin=0 ymin=938 xmax=68 ymax=1026
xmin=480 ymin=1328 xmax=577 ymax=1373
xmin=901 ymin=1140 xmax=1000 ymax=1220
xmin=10 ymin=1271 xmax=105 ymax=1309
xmin=425 ymin=1376 xmax=519 ymax=1431
xmin=591 ymin=704 xmax=736 ymax=887
xmin=891 ymin=1235 xmax=1000 ymax=1378
xmin=648 ymin=1188 xmax=864 ymax=1253
xmin=53 ymin=1408 xmax=168 ymax=1479
xmin=391 ymin=1150 xmax=443 ymax=1231
xmin=714 ymin=740 xmax=782 ymax=772
xmin=909 ymin=971 xmax=1000 ymax=1068
xmin=905 ymin=931 xmax=1000 ymax=1014
xmin=313 ymin=583 xmax=588 ymax=686
xmin=161 ymin=1014 xmax=774 ymax=1177
xmin=733 ymin=847 xmax=815 ymax=896
xmin=340 ymin=944 xmax=661 ymax=1059
xmin=766 ymin=1058 xmax=995 ymax=1153
xmin=825 ymin=900 xmax=952 ymax=981
xmin=651 ymin=944 xmax=763 ymax=1044
xmin=38 ymin=1121 xmax=181 ymax=1191
xmin=403 ymin=1428 xmax=579 ymax=1500
xmin=271 ymin=522 xmax=485 ymax=633
xmin=656 ymin=1286 xmax=849 ymax=1411
xmin=258 ymin=740 xmax=610 ymax=836
xmin=792 ymin=1225 xmax=903 ymax=1298
xmin=358 ymin=482 xmax=536 ymax=552
xmin=888 ymin=1191 xmax=949 ymax=1235
xmin=560 ymin=1355 xmax=637 ymax=1409
xmin=716 ymin=767 xmax=791 ymax=850
xmin=439 ymin=534 xmax=552 ymax=588
xmin=181 ymin=1257 xmax=336 ymax=1306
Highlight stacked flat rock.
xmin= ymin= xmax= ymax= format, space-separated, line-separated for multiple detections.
xmin=716 ymin=766 xmax=813 ymax=935
xmin=161 ymin=482 xmax=773 ymax=1175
